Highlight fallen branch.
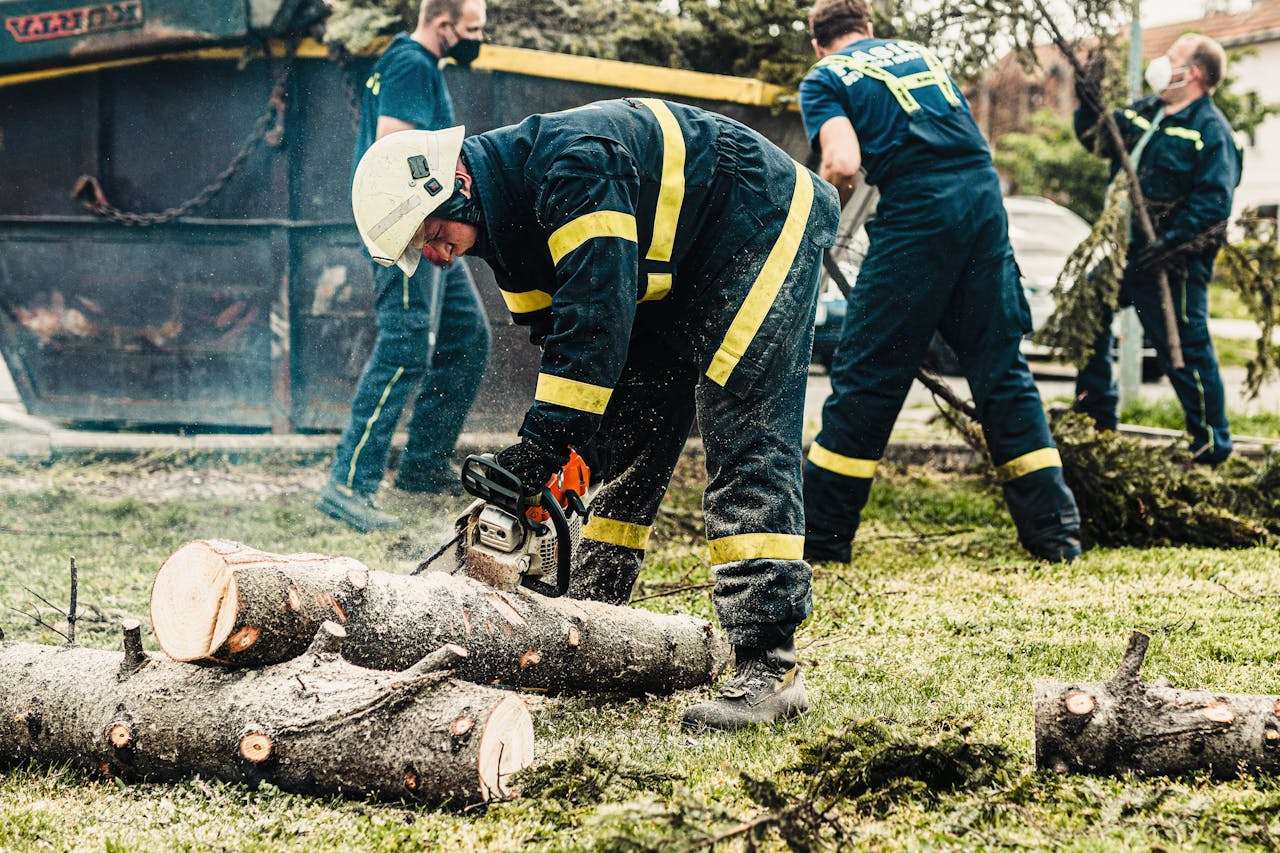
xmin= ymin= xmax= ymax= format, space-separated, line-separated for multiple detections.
xmin=0 ymin=621 xmax=533 ymax=804
xmin=1035 ymin=631 xmax=1280 ymax=778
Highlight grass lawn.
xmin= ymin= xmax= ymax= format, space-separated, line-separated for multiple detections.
xmin=3 ymin=453 xmax=1280 ymax=850
xmin=1121 ymin=396 xmax=1280 ymax=439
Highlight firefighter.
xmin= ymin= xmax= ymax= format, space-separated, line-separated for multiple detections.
xmin=798 ymin=0 xmax=1082 ymax=564
xmin=317 ymin=0 xmax=491 ymax=533
xmin=351 ymin=99 xmax=839 ymax=729
xmin=1073 ymin=34 xmax=1243 ymax=465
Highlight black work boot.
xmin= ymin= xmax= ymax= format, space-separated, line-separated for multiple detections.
xmin=315 ymin=481 xmax=402 ymax=533
xmin=681 ymin=642 xmax=809 ymax=732
xmin=803 ymin=533 xmax=851 ymax=564
xmin=394 ymin=461 xmax=463 ymax=496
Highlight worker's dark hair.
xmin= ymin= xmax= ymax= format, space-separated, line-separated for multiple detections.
xmin=420 ymin=0 xmax=472 ymax=24
xmin=808 ymin=0 xmax=873 ymax=48
xmin=1185 ymin=34 xmax=1227 ymax=91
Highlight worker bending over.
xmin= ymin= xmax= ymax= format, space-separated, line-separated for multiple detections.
xmin=799 ymin=0 xmax=1081 ymax=563
xmin=351 ymin=99 xmax=839 ymax=729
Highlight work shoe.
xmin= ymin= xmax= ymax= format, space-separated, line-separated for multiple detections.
xmin=315 ymin=481 xmax=402 ymax=533
xmin=1024 ymin=531 xmax=1082 ymax=563
xmin=803 ymin=534 xmax=851 ymax=564
xmin=681 ymin=643 xmax=809 ymax=732
xmin=394 ymin=462 xmax=463 ymax=496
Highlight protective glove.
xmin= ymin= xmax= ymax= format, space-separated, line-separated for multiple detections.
xmin=495 ymin=439 xmax=563 ymax=500
xmin=1132 ymin=238 xmax=1174 ymax=275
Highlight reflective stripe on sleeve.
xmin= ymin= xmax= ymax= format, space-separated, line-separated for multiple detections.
xmin=997 ymin=447 xmax=1063 ymax=482
xmin=807 ymin=442 xmax=878 ymax=478
xmin=636 ymin=98 xmax=686 ymax=265
xmin=708 ymin=532 xmax=805 ymax=565
xmin=534 ymin=373 xmax=613 ymax=415
xmin=641 ymin=272 xmax=672 ymax=302
xmin=500 ymin=288 xmax=553 ymax=314
xmin=582 ymin=516 xmax=652 ymax=550
xmin=547 ymin=210 xmax=638 ymax=266
xmin=706 ymin=160 xmax=813 ymax=386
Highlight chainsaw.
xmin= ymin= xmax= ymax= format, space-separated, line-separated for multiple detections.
xmin=416 ymin=450 xmax=591 ymax=597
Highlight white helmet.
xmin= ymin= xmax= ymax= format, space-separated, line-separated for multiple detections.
xmin=351 ymin=126 xmax=465 ymax=276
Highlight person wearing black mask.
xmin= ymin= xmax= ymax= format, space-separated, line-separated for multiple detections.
xmin=317 ymin=0 xmax=490 ymax=533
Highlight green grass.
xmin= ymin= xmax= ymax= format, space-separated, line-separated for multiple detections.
xmin=4 ymin=454 xmax=1280 ymax=849
xmin=1121 ymin=397 xmax=1280 ymax=439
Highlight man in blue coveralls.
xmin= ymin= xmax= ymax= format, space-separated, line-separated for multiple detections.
xmin=1073 ymin=34 xmax=1242 ymax=465
xmin=351 ymin=98 xmax=839 ymax=728
xmin=317 ymin=0 xmax=491 ymax=532
xmin=798 ymin=0 xmax=1082 ymax=564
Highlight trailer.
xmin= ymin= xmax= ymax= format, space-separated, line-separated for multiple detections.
xmin=0 ymin=6 xmax=806 ymax=432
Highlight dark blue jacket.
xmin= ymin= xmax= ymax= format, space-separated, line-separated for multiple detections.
xmin=462 ymin=98 xmax=837 ymax=455
xmin=1075 ymin=94 xmax=1242 ymax=264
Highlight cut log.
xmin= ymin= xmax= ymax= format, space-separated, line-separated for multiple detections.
xmin=1035 ymin=631 xmax=1280 ymax=779
xmin=0 ymin=621 xmax=533 ymax=804
xmin=151 ymin=540 xmax=729 ymax=694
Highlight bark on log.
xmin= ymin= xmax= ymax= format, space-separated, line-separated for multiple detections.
xmin=1035 ymin=632 xmax=1280 ymax=779
xmin=151 ymin=540 xmax=729 ymax=694
xmin=0 ymin=621 xmax=534 ymax=804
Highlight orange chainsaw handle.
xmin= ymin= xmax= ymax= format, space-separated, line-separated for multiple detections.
xmin=526 ymin=449 xmax=590 ymax=524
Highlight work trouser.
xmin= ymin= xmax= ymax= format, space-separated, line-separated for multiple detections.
xmin=331 ymin=259 xmax=491 ymax=494
xmin=1074 ymin=259 xmax=1231 ymax=463
xmin=568 ymin=178 xmax=828 ymax=650
xmin=804 ymin=165 xmax=1079 ymax=554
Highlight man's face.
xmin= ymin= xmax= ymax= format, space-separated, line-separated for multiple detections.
xmin=413 ymin=217 xmax=478 ymax=266
xmin=1160 ymin=37 xmax=1200 ymax=101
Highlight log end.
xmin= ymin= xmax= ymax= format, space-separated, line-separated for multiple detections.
xmin=477 ymin=695 xmax=534 ymax=801
xmin=150 ymin=540 xmax=245 ymax=663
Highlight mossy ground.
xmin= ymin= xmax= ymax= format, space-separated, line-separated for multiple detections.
xmin=2 ymin=453 xmax=1279 ymax=850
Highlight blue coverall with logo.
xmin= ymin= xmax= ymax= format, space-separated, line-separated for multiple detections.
xmin=799 ymin=38 xmax=1080 ymax=558
xmin=1073 ymin=94 xmax=1243 ymax=463
xmin=331 ymin=33 xmax=490 ymax=494
xmin=461 ymin=99 xmax=839 ymax=648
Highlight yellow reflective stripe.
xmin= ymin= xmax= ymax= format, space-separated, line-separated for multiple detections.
xmin=582 ymin=516 xmax=652 ymax=550
xmin=636 ymin=98 xmax=686 ymax=264
xmin=547 ymin=211 xmax=638 ymax=266
xmin=534 ymin=373 xmax=612 ymax=414
xmin=997 ymin=447 xmax=1063 ymax=482
xmin=1164 ymin=126 xmax=1205 ymax=150
xmin=706 ymin=160 xmax=813 ymax=386
xmin=641 ymin=272 xmax=672 ymax=302
xmin=807 ymin=442 xmax=878 ymax=478
xmin=708 ymin=533 xmax=804 ymax=565
xmin=501 ymin=288 xmax=553 ymax=314
xmin=346 ymin=366 xmax=406 ymax=488
xmin=1124 ymin=109 xmax=1152 ymax=131
xmin=919 ymin=49 xmax=960 ymax=106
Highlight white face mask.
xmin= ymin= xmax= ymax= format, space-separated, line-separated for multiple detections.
xmin=1145 ymin=55 xmax=1189 ymax=96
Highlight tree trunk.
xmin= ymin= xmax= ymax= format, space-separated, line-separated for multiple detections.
xmin=152 ymin=540 xmax=729 ymax=695
xmin=0 ymin=621 xmax=534 ymax=804
xmin=1035 ymin=632 xmax=1280 ymax=779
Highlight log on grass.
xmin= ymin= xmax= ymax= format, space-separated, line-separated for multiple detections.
xmin=0 ymin=621 xmax=533 ymax=804
xmin=152 ymin=540 xmax=729 ymax=694
xmin=1035 ymin=631 xmax=1280 ymax=779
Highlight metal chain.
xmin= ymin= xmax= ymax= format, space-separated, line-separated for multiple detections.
xmin=71 ymin=41 xmax=297 ymax=227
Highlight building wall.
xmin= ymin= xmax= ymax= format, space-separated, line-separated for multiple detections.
xmin=1226 ymin=38 xmax=1280 ymax=215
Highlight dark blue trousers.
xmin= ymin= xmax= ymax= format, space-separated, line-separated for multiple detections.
xmin=1074 ymin=262 xmax=1231 ymax=462
xmin=331 ymin=259 xmax=490 ymax=494
xmin=804 ymin=166 xmax=1079 ymax=554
